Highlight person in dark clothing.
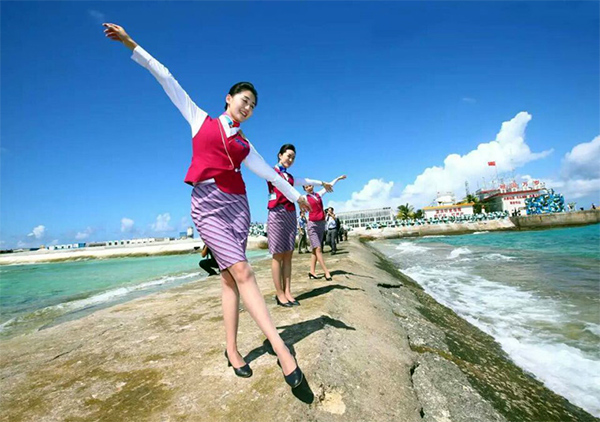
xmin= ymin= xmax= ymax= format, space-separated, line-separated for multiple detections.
xmin=325 ymin=208 xmax=338 ymax=255
xmin=336 ymin=217 xmax=343 ymax=243
xmin=199 ymin=245 xmax=219 ymax=276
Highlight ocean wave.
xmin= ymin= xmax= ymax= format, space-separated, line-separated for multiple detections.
xmin=497 ymin=336 xmax=600 ymax=416
xmin=394 ymin=242 xmax=430 ymax=254
xmin=584 ymin=323 xmax=600 ymax=337
xmin=447 ymin=247 xmax=472 ymax=259
xmin=0 ymin=271 xmax=205 ymax=335
xmin=401 ymin=264 xmax=599 ymax=416
xmin=471 ymin=231 xmax=489 ymax=235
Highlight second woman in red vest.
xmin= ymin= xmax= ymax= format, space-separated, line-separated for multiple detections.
xmin=267 ymin=144 xmax=331 ymax=307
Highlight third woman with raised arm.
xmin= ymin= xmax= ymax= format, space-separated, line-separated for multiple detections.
xmin=103 ymin=23 xmax=308 ymax=388
xmin=304 ymin=175 xmax=347 ymax=280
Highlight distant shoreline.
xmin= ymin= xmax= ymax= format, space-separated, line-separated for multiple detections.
xmin=0 ymin=236 xmax=269 ymax=266
xmin=3 ymin=210 xmax=597 ymax=265
xmin=351 ymin=209 xmax=600 ymax=240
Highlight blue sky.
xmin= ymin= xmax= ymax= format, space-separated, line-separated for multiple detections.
xmin=1 ymin=1 xmax=598 ymax=248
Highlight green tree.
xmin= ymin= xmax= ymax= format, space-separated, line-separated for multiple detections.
xmin=413 ymin=209 xmax=424 ymax=219
xmin=397 ymin=203 xmax=414 ymax=220
xmin=465 ymin=194 xmax=483 ymax=214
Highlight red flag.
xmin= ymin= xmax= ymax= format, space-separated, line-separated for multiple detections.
xmin=488 ymin=161 xmax=496 ymax=166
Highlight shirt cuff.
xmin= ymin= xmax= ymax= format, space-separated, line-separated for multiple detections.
xmin=131 ymin=45 xmax=152 ymax=66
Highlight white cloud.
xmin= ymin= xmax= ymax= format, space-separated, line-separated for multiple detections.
xmin=178 ymin=216 xmax=192 ymax=232
xmin=328 ymin=179 xmax=395 ymax=212
xmin=330 ymin=112 xmax=554 ymax=211
xmin=88 ymin=10 xmax=106 ymax=24
xmin=27 ymin=225 xmax=46 ymax=239
xmin=121 ymin=218 xmax=135 ymax=233
xmin=151 ymin=213 xmax=173 ymax=232
xmin=561 ymin=136 xmax=600 ymax=180
xmin=75 ymin=227 xmax=94 ymax=240
xmin=555 ymin=135 xmax=600 ymax=201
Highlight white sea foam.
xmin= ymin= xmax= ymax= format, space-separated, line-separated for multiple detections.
xmin=472 ymin=231 xmax=489 ymax=235
xmin=394 ymin=242 xmax=430 ymax=254
xmin=447 ymin=247 xmax=472 ymax=259
xmin=422 ymin=235 xmax=447 ymax=238
xmin=458 ymin=253 xmax=514 ymax=263
xmin=0 ymin=271 xmax=204 ymax=334
xmin=584 ymin=323 xmax=600 ymax=337
xmin=497 ymin=336 xmax=600 ymax=416
xmin=62 ymin=271 xmax=204 ymax=311
xmin=402 ymin=264 xmax=600 ymax=416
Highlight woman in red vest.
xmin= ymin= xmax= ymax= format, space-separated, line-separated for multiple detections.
xmin=267 ymin=144 xmax=332 ymax=307
xmin=104 ymin=23 xmax=306 ymax=388
xmin=304 ymin=175 xmax=347 ymax=280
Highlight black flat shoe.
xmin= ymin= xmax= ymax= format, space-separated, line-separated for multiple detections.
xmin=224 ymin=350 xmax=252 ymax=378
xmin=325 ymin=275 xmax=333 ymax=281
xmin=277 ymin=357 xmax=304 ymax=389
xmin=275 ymin=296 xmax=293 ymax=307
xmin=308 ymin=273 xmax=319 ymax=280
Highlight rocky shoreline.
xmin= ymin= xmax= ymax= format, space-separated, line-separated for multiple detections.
xmin=1 ymin=239 xmax=596 ymax=421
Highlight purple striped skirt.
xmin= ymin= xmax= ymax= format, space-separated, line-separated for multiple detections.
xmin=191 ymin=183 xmax=250 ymax=270
xmin=307 ymin=220 xmax=326 ymax=250
xmin=267 ymin=205 xmax=297 ymax=255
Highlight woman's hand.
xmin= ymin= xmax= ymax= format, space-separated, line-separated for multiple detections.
xmin=103 ymin=23 xmax=138 ymax=51
xmin=322 ymin=182 xmax=334 ymax=192
xmin=337 ymin=175 xmax=347 ymax=182
xmin=298 ymin=196 xmax=311 ymax=213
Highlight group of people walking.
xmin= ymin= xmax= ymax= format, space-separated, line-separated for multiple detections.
xmin=103 ymin=23 xmax=346 ymax=390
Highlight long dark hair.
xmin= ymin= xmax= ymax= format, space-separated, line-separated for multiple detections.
xmin=278 ymin=144 xmax=296 ymax=161
xmin=224 ymin=82 xmax=258 ymax=110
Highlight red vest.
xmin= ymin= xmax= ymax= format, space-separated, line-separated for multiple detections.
xmin=307 ymin=193 xmax=325 ymax=221
xmin=267 ymin=167 xmax=296 ymax=212
xmin=184 ymin=116 xmax=250 ymax=194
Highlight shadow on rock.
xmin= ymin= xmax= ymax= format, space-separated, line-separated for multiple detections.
xmin=295 ymin=284 xmax=363 ymax=302
xmin=330 ymin=269 xmax=374 ymax=279
xmin=291 ymin=376 xmax=314 ymax=403
xmin=244 ymin=316 xmax=355 ymax=403
xmin=244 ymin=315 xmax=356 ymax=364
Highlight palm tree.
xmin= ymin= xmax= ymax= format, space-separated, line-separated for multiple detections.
xmin=397 ymin=203 xmax=414 ymax=220
xmin=465 ymin=194 xmax=483 ymax=214
xmin=413 ymin=209 xmax=424 ymax=219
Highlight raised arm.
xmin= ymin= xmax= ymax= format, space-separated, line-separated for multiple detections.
xmin=317 ymin=175 xmax=347 ymax=196
xmin=103 ymin=23 xmax=207 ymax=136
xmin=294 ymin=177 xmax=324 ymax=188
xmin=244 ymin=143 xmax=311 ymax=212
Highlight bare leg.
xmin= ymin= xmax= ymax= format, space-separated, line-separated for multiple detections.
xmin=221 ymin=269 xmax=244 ymax=367
xmin=315 ymin=247 xmax=331 ymax=278
xmin=227 ymin=261 xmax=297 ymax=375
xmin=271 ymin=254 xmax=287 ymax=303
xmin=310 ymin=249 xmax=317 ymax=275
xmin=281 ymin=250 xmax=295 ymax=302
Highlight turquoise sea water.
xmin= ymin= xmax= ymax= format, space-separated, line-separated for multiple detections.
xmin=0 ymin=250 xmax=269 ymax=339
xmin=372 ymin=224 xmax=600 ymax=417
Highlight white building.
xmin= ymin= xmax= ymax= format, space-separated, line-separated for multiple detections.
xmin=421 ymin=192 xmax=474 ymax=220
xmin=336 ymin=207 xmax=395 ymax=229
xmin=423 ymin=203 xmax=475 ymax=220
xmin=477 ymin=180 xmax=545 ymax=215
